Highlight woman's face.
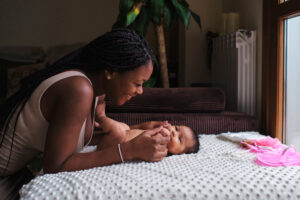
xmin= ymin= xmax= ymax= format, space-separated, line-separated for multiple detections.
xmin=166 ymin=125 xmax=195 ymax=154
xmin=106 ymin=61 xmax=153 ymax=106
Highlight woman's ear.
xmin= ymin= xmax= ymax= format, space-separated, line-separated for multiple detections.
xmin=104 ymin=70 xmax=113 ymax=80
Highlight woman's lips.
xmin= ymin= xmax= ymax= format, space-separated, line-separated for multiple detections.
xmin=127 ymin=95 xmax=132 ymax=101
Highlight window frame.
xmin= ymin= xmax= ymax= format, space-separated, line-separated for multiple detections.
xmin=262 ymin=0 xmax=300 ymax=141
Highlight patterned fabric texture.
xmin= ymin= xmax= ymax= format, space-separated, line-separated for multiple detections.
xmin=20 ymin=134 xmax=300 ymax=200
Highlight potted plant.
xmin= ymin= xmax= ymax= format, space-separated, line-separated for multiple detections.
xmin=113 ymin=0 xmax=201 ymax=88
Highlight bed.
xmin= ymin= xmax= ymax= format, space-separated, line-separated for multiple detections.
xmin=20 ymin=133 xmax=300 ymax=200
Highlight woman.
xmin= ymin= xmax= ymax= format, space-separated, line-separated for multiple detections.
xmin=0 ymin=28 xmax=170 ymax=199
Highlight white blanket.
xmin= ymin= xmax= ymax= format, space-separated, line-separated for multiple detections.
xmin=20 ymin=133 xmax=300 ymax=200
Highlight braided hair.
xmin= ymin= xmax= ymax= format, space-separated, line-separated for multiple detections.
xmin=0 ymin=28 xmax=155 ymax=174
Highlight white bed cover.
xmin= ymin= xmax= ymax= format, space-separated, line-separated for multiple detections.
xmin=20 ymin=133 xmax=300 ymax=200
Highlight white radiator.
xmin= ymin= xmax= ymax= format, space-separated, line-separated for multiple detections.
xmin=212 ymin=30 xmax=256 ymax=116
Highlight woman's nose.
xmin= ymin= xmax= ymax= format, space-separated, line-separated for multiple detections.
xmin=137 ymin=86 xmax=143 ymax=95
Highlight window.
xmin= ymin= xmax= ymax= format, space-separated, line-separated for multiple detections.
xmin=283 ymin=15 xmax=300 ymax=150
xmin=263 ymin=0 xmax=300 ymax=142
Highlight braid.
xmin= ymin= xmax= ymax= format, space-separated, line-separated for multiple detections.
xmin=0 ymin=28 xmax=154 ymax=174
xmin=82 ymin=28 xmax=154 ymax=71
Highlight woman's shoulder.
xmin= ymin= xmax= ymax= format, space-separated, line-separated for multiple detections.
xmin=50 ymin=75 xmax=93 ymax=99
xmin=41 ymin=75 xmax=94 ymax=121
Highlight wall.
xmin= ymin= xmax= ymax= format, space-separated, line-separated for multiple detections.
xmin=180 ymin=0 xmax=223 ymax=87
xmin=0 ymin=0 xmax=118 ymax=48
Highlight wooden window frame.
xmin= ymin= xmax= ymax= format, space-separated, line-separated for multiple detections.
xmin=262 ymin=0 xmax=300 ymax=141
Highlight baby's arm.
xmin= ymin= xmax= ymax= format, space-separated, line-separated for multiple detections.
xmin=97 ymin=116 xmax=125 ymax=133
xmin=94 ymin=99 xmax=130 ymax=134
xmin=96 ymin=116 xmax=130 ymax=150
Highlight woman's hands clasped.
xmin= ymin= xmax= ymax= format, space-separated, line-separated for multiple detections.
xmin=123 ymin=126 xmax=171 ymax=162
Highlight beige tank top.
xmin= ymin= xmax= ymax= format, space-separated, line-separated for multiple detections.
xmin=0 ymin=70 xmax=96 ymax=176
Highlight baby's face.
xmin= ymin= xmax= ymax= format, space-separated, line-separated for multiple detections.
xmin=165 ymin=125 xmax=194 ymax=154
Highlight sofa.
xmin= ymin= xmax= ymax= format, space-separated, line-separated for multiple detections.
xmin=0 ymin=44 xmax=85 ymax=100
xmin=106 ymin=87 xmax=259 ymax=134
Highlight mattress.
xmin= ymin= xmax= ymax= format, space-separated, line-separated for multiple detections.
xmin=20 ymin=133 xmax=300 ymax=200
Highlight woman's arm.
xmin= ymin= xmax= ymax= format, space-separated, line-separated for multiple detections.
xmin=43 ymin=77 xmax=130 ymax=172
xmin=42 ymin=77 xmax=170 ymax=173
xmin=48 ymin=127 xmax=170 ymax=173
xmin=42 ymin=76 xmax=95 ymax=173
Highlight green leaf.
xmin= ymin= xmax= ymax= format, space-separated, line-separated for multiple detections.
xmin=170 ymin=0 xmax=191 ymax=28
xmin=164 ymin=4 xmax=172 ymax=28
xmin=134 ymin=7 xmax=151 ymax=36
xmin=149 ymin=0 xmax=164 ymax=25
xmin=117 ymin=0 xmax=134 ymax=26
xmin=181 ymin=0 xmax=189 ymax=8
xmin=119 ymin=0 xmax=134 ymax=14
xmin=125 ymin=9 xmax=140 ymax=26
xmin=191 ymin=11 xmax=202 ymax=30
xmin=164 ymin=0 xmax=178 ymax=27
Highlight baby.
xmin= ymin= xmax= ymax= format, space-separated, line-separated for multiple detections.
xmin=96 ymin=116 xmax=200 ymax=155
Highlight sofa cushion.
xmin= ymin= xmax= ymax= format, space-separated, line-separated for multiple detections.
xmin=6 ymin=62 xmax=45 ymax=97
xmin=106 ymin=87 xmax=225 ymax=113
xmin=0 ymin=46 xmax=45 ymax=63
xmin=0 ymin=46 xmax=46 ymax=99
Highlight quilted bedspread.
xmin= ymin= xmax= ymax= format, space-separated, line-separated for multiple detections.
xmin=20 ymin=133 xmax=300 ymax=200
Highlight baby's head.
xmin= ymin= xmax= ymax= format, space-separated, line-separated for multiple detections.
xmin=165 ymin=125 xmax=199 ymax=155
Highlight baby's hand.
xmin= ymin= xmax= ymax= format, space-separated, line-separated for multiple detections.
xmin=95 ymin=101 xmax=106 ymax=118
xmin=148 ymin=121 xmax=170 ymax=129
xmin=158 ymin=127 xmax=171 ymax=138
xmin=94 ymin=101 xmax=106 ymax=128
xmin=162 ymin=121 xmax=171 ymax=128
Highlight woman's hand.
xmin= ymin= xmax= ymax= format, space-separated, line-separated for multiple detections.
xmin=122 ymin=126 xmax=171 ymax=162
xmin=130 ymin=121 xmax=170 ymax=130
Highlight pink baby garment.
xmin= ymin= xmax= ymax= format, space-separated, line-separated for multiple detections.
xmin=256 ymin=146 xmax=300 ymax=167
xmin=240 ymin=137 xmax=284 ymax=153
xmin=241 ymin=137 xmax=300 ymax=167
